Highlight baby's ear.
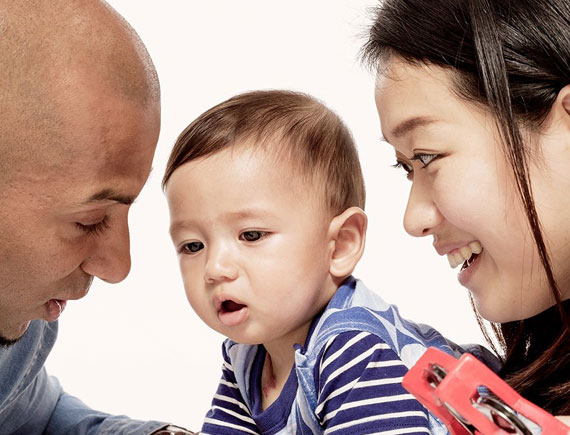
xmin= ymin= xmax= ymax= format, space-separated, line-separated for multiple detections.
xmin=328 ymin=207 xmax=367 ymax=279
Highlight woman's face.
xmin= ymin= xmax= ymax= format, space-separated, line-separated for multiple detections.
xmin=374 ymin=58 xmax=570 ymax=323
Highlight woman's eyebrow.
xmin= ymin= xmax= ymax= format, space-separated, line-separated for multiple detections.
xmin=390 ymin=116 xmax=436 ymax=139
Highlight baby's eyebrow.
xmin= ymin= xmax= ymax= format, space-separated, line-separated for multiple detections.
xmin=169 ymin=220 xmax=193 ymax=236
xmin=224 ymin=209 xmax=274 ymax=220
xmin=169 ymin=209 xmax=278 ymax=236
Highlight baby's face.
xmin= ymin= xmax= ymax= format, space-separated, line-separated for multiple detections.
xmin=166 ymin=146 xmax=338 ymax=349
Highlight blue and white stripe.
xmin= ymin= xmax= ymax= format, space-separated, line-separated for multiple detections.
xmin=201 ymin=277 xmax=498 ymax=434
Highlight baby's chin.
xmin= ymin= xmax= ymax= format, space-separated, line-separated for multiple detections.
xmin=215 ymin=323 xmax=269 ymax=347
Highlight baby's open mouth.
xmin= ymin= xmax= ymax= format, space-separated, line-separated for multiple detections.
xmin=221 ymin=299 xmax=246 ymax=313
xmin=217 ymin=299 xmax=249 ymax=327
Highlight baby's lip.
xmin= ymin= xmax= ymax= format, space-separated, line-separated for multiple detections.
xmin=221 ymin=300 xmax=247 ymax=313
xmin=214 ymin=293 xmax=249 ymax=327
xmin=214 ymin=293 xmax=247 ymax=312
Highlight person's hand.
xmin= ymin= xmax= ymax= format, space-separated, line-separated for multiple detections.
xmin=152 ymin=425 xmax=197 ymax=434
xmin=556 ymin=415 xmax=570 ymax=427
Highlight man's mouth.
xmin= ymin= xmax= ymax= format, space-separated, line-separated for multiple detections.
xmin=447 ymin=241 xmax=483 ymax=270
xmin=45 ymin=299 xmax=67 ymax=322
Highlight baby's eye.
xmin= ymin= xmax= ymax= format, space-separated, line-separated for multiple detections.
xmin=412 ymin=153 xmax=439 ymax=168
xmin=182 ymin=241 xmax=204 ymax=254
xmin=239 ymin=231 xmax=268 ymax=242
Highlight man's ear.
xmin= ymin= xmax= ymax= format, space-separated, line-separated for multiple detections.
xmin=328 ymin=206 xmax=367 ymax=279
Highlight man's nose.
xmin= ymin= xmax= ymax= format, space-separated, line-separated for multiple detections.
xmin=403 ymin=179 xmax=444 ymax=237
xmin=80 ymin=210 xmax=131 ymax=283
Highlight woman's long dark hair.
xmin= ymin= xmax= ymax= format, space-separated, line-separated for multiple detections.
xmin=362 ymin=0 xmax=570 ymax=414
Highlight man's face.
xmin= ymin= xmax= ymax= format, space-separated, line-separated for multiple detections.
xmin=0 ymin=84 xmax=160 ymax=343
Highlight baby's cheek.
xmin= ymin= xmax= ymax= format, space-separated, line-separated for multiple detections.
xmin=180 ymin=271 xmax=204 ymax=310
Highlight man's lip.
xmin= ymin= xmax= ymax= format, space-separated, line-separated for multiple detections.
xmin=67 ymin=292 xmax=88 ymax=301
xmin=58 ymin=286 xmax=91 ymax=302
xmin=45 ymin=299 xmax=67 ymax=322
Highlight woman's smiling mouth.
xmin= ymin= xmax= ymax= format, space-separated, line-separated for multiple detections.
xmin=447 ymin=241 xmax=483 ymax=269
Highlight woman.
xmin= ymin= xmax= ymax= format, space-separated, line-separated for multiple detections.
xmin=362 ymin=0 xmax=570 ymax=424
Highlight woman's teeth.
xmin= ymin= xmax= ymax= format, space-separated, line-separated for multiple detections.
xmin=447 ymin=241 xmax=482 ymax=269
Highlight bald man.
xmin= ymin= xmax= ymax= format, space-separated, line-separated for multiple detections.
xmin=0 ymin=1 xmax=193 ymax=434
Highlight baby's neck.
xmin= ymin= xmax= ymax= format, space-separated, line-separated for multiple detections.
xmin=260 ymin=329 xmax=308 ymax=410
xmin=260 ymin=351 xmax=292 ymax=410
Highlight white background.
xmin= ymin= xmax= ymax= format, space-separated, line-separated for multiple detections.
xmin=45 ymin=1 xmax=487 ymax=430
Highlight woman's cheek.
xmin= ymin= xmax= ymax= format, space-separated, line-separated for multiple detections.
xmin=431 ymin=168 xmax=487 ymax=230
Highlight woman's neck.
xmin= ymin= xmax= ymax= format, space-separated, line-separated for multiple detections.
xmin=499 ymin=298 xmax=570 ymax=414
xmin=505 ymin=299 xmax=570 ymax=361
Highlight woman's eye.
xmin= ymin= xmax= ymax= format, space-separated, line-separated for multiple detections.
xmin=239 ymin=231 xmax=268 ymax=242
xmin=392 ymin=160 xmax=413 ymax=177
xmin=182 ymin=241 xmax=204 ymax=254
xmin=412 ymin=153 xmax=439 ymax=168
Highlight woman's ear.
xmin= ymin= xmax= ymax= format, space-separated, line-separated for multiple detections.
xmin=328 ymin=206 xmax=367 ymax=279
xmin=552 ymin=84 xmax=570 ymax=126
xmin=561 ymin=84 xmax=570 ymax=116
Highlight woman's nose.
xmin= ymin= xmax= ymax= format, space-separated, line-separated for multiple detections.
xmin=403 ymin=179 xmax=444 ymax=237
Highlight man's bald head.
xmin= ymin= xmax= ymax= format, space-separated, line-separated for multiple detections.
xmin=0 ymin=0 xmax=162 ymax=344
xmin=0 ymin=0 xmax=160 ymax=178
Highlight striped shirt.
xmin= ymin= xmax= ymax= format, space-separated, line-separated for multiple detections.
xmin=201 ymin=277 xmax=495 ymax=434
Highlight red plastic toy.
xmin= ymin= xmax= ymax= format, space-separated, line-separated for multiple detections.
xmin=402 ymin=347 xmax=570 ymax=434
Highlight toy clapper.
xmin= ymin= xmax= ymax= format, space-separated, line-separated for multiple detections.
xmin=402 ymin=347 xmax=570 ymax=435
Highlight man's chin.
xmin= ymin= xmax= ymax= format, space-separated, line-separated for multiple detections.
xmin=0 ymin=321 xmax=30 ymax=348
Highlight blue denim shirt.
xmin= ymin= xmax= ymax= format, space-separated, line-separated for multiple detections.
xmin=0 ymin=319 xmax=167 ymax=434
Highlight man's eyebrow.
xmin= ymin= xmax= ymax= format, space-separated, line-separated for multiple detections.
xmin=85 ymin=189 xmax=136 ymax=205
xmin=388 ymin=116 xmax=436 ymax=140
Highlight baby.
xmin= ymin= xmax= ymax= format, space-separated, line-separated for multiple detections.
xmin=163 ymin=90 xmax=479 ymax=434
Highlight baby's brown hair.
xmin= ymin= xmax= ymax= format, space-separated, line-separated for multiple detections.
xmin=163 ymin=90 xmax=365 ymax=215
